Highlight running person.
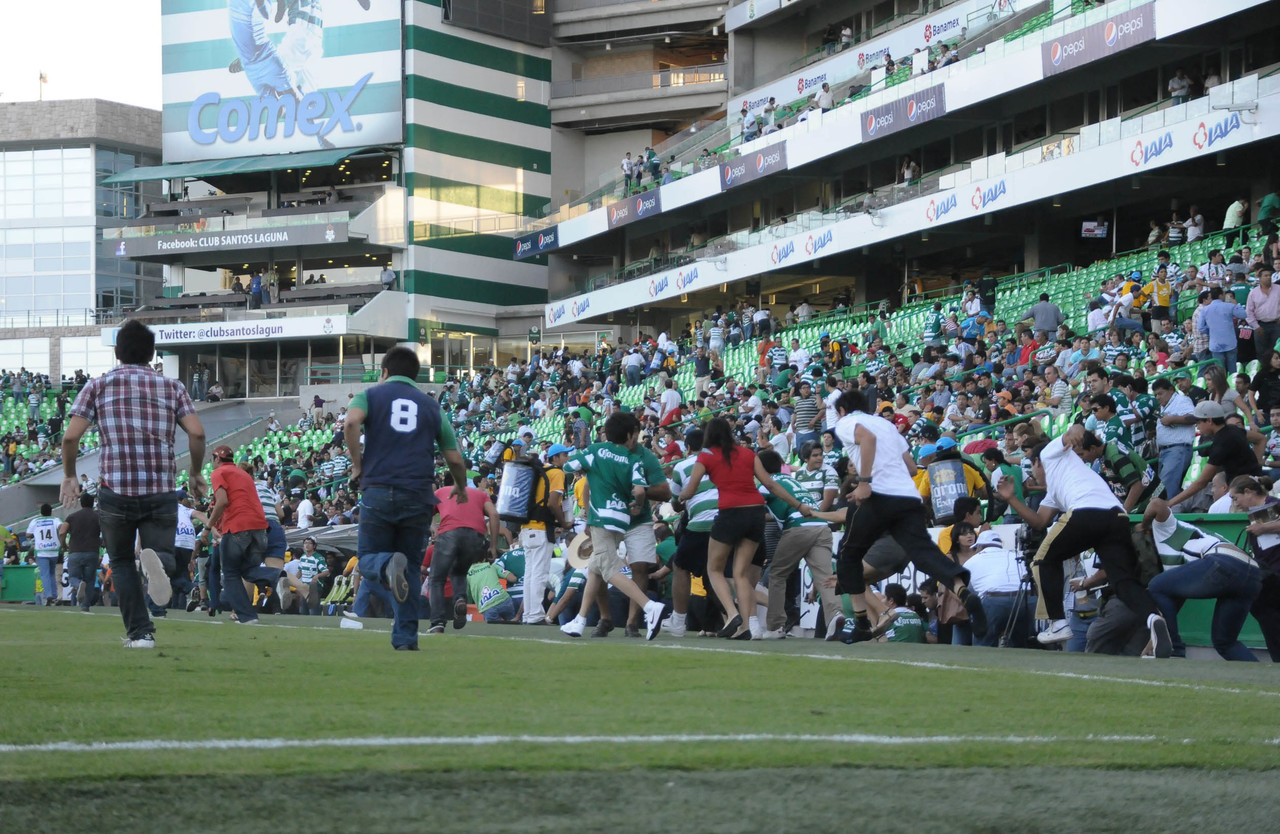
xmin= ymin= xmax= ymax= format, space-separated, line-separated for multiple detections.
xmin=344 ymin=346 xmax=468 ymax=651
xmin=831 ymin=389 xmax=987 ymax=643
xmin=996 ymin=424 xmax=1172 ymax=657
xmin=664 ymin=428 xmax=718 ymax=637
xmin=27 ymin=504 xmax=62 ymax=606
xmin=674 ymin=417 xmax=815 ymax=640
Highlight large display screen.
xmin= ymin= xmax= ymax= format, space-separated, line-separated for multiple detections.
xmin=162 ymin=0 xmax=403 ymax=162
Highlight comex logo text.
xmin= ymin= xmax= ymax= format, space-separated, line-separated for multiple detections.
xmin=188 ymin=73 xmax=372 ymax=146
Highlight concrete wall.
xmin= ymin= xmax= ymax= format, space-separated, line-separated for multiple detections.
xmin=584 ymin=129 xmax=661 ymax=191
xmin=0 ymin=99 xmax=160 ymax=151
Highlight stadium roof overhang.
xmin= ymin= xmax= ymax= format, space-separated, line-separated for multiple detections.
xmin=100 ymin=146 xmax=394 ymax=185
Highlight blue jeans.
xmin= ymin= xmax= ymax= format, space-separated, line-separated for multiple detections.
xmin=1114 ymin=315 xmax=1145 ymax=334
xmin=357 ymin=486 xmax=433 ymax=648
xmin=1066 ymin=610 xmax=1094 ymax=652
xmin=98 ymin=487 xmax=177 ymax=640
xmin=1148 ymin=554 xmax=1261 ymax=661
xmin=266 ymin=520 xmax=287 ymax=560
xmin=352 ymin=573 xmax=397 ymax=617
xmin=1211 ymin=348 xmax=1238 ymax=374
xmin=35 ymin=554 xmax=58 ymax=604
xmin=482 ymin=598 xmax=518 ymax=623
xmin=1157 ymin=444 xmax=1193 ymax=500
xmin=625 ymin=366 xmax=641 ymax=387
xmin=219 ymin=528 xmax=271 ymax=622
xmin=980 ymin=592 xmax=1037 ymax=648
xmin=951 ymin=622 xmax=972 ymax=645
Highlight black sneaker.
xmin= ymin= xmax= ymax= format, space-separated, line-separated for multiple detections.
xmin=590 ymin=619 xmax=615 ymax=638
xmin=958 ymin=586 xmax=988 ymax=640
xmin=716 ymin=613 xmax=743 ymax=639
xmin=387 ymin=552 xmax=410 ymax=603
xmin=839 ymin=619 xmax=874 ymax=644
xmin=624 ymin=624 xmax=641 ymax=638
xmin=186 ymin=597 xmax=200 ymax=613
xmin=394 ymin=644 xmax=420 ymax=651
xmin=452 ymin=595 xmax=467 ymax=630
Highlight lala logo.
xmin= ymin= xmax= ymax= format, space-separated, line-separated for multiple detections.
xmin=771 ymin=240 xmax=796 ymax=265
xmin=1130 ymin=132 xmax=1172 ymax=167
xmin=1192 ymin=112 xmax=1241 ymax=150
xmin=675 ymin=267 xmax=699 ymax=290
xmin=548 ymin=303 xmax=567 ymax=324
xmin=971 ymin=180 xmax=1007 ymax=211
xmin=925 ymin=193 xmax=957 ymax=223
xmin=804 ymin=229 xmax=833 ymax=256
xmin=572 ymin=298 xmax=590 ymax=317
xmin=648 ymin=275 xmax=669 ymax=298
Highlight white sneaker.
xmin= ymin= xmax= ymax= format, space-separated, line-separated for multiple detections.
xmin=560 ymin=617 xmax=586 ymax=638
xmin=643 ymin=600 xmax=665 ymax=641
xmin=664 ymin=615 xmax=687 ymax=638
xmin=1036 ymin=619 xmax=1072 ymax=644
xmin=825 ymin=614 xmax=846 ymax=642
xmin=139 ymin=548 xmax=171 ymax=608
xmin=122 ymin=635 xmax=156 ymax=649
xmin=1147 ymin=614 xmax=1172 ymax=659
xmin=759 ymin=628 xmax=787 ymax=640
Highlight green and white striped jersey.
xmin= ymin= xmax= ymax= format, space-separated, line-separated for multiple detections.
xmin=792 ymin=463 xmax=839 ymax=503
xmin=758 ymin=473 xmax=825 ymax=530
xmin=562 ymin=442 xmax=646 ymax=533
xmin=670 ymin=454 xmax=718 ymax=533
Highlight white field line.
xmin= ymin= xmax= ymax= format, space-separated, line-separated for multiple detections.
xmin=0 ymin=732 xmax=1171 ymax=756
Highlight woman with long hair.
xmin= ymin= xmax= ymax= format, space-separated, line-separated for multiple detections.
xmin=1203 ymin=363 xmax=1240 ymax=416
xmin=675 ymin=417 xmax=813 ymax=639
xmin=947 ymin=522 xmax=979 ymax=645
xmin=1226 ymin=475 xmax=1280 ymax=659
xmin=1251 ymin=349 xmax=1280 ymax=422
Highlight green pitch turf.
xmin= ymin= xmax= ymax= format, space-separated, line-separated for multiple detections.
xmin=1 ymin=606 xmax=1278 ymax=832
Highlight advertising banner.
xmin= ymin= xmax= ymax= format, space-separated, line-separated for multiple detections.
xmin=103 ymin=315 xmax=348 ymax=346
xmin=161 ymin=0 xmax=404 ymax=162
xmin=1041 ymin=3 xmax=1155 ymax=77
xmin=720 ymin=143 xmax=788 ymax=191
xmin=859 ymin=84 xmax=947 ymax=142
xmin=513 ymin=225 xmax=559 ymax=260
xmin=102 ymin=220 xmax=348 ymax=257
xmin=605 ymin=190 xmax=663 ymax=230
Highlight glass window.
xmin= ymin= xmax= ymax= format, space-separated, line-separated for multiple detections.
xmin=34 ymin=257 xmax=61 ymax=272
xmin=33 ymin=228 xmax=62 ymax=243
xmin=6 ymin=244 xmax=32 ymax=257
xmin=34 ymin=243 xmax=61 ymax=257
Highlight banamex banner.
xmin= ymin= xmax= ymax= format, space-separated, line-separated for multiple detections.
xmin=162 ymin=0 xmax=404 ymax=162
xmin=859 ymin=84 xmax=947 ymax=142
xmin=1041 ymin=3 xmax=1155 ymax=77
xmin=720 ymin=143 xmax=788 ymax=191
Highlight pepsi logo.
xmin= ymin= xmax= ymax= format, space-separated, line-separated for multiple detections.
xmin=756 ymin=153 xmax=766 ymax=172
xmin=866 ymin=113 xmax=877 ymax=135
xmin=1104 ymin=21 xmax=1117 ymax=46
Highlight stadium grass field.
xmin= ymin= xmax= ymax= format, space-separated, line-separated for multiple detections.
xmin=2 ymin=606 xmax=1279 ymax=833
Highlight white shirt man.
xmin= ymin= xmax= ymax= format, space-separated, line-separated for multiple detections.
xmin=795 ymin=300 xmax=814 ymax=322
xmin=659 ymin=385 xmax=682 ymax=420
xmin=789 ymin=343 xmax=811 ymax=370
xmin=295 ymin=494 xmax=315 ymax=529
xmin=816 ymin=84 xmax=835 ymax=111
xmin=823 ymin=382 xmax=842 ymax=431
xmin=531 ymin=396 xmax=547 ymax=418
xmin=964 ymin=531 xmax=1024 ymax=596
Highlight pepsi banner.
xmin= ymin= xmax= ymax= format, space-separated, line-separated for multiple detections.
xmin=720 ymin=143 xmax=788 ymax=191
xmin=1041 ymin=3 xmax=1155 ymax=77
xmin=859 ymin=84 xmax=946 ymax=143
xmin=606 ymin=190 xmax=663 ymax=231
xmin=162 ymin=0 xmax=404 ymax=162
xmin=513 ymin=225 xmax=559 ymax=260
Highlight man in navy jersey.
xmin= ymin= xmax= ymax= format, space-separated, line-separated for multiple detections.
xmin=345 ymin=347 xmax=468 ymax=651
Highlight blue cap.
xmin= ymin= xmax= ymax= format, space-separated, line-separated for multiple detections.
xmin=547 ymin=443 xmax=574 ymax=457
xmin=512 ymin=439 xmax=525 ymax=447
xmin=820 ymin=331 xmax=829 ymax=338
xmin=918 ymin=444 xmax=938 ymax=457
xmin=1130 ymin=270 xmax=1142 ymax=280
xmin=936 ymin=437 xmax=958 ymax=451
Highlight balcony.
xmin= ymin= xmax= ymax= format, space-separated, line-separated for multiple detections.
xmin=553 ymin=0 xmax=727 ymax=40
xmin=551 ymin=63 xmax=728 ymax=128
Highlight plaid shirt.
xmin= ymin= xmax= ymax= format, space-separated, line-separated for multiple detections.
xmin=70 ymin=365 xmax=195 ymax=497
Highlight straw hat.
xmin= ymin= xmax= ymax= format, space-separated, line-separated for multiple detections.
xmin=565 ymin=532 xmax=594 ymax=569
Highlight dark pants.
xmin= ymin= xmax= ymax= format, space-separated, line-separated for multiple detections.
xmin=430 ymin=528 xmax=486 ymax=628
xmin=1033 ymin=509 xmax=1156 ymax=622
xmin=1256 ymin=321 xmax=1280 ymax=356
xmin=1250 ymin=573 xmax=1280 ymax=661
xmin=67 ymin=552 xmax=99 ymax=612
xmin=1149 ymin=554 xmax=1261 ymax=661
xmin=98 ymin=487 xmax=177 ymax=640
xmin=357 ymin=486 xmax=433 ymax=648
xmin=220 ymin=528 xmax=270 ymax=621
xmin=836 ymin=493 xmax=966 ymax=596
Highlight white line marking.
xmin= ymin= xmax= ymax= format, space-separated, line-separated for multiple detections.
xmin=0 ymin=732 xmax=1170 ymax=756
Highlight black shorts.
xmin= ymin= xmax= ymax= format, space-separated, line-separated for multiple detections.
xmin=674 ymin=529 xmax=711 ymax=577
xmin=1150 ymin=305 xmax=1170 ymax=321
xmin=710 ymin=505 xmax=766 ymax=549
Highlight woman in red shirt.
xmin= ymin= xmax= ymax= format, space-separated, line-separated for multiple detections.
xmin=674 ymin=417 xmax=812 ymax=639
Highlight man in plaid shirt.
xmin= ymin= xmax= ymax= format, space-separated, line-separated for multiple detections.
xmin=60 ymin=320 xmax=207 ymax=648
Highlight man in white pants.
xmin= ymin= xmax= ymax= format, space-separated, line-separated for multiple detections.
xmin=519 ymin=444 xmax=572 ymax=624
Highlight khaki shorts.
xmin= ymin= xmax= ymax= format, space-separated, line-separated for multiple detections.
xmin=588 ymin=527 xmax=626 ymax=581
xmin=623 ymin=522 xmax=657 ymax=565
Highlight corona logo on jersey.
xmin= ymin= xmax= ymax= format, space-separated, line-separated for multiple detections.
xmin=804 ymin=229 xmax=833 ymax=257
xmin=188 ymin=73 xmax=373 ymax=147
xmin=1130 ymin=132 xmax=1173 ymax=167
xmin=971 ymin=180 xmax=1007 ymax=211
xmin=648 ymin=275 xmax=669 ymax=298
xmin=771 ymin=240 xmax=796 ymax=265
xmin=675 ymin=267 xmax=699 ymax=291
xmin=1192 ymin=112 xmax=1242 ymax=150
xmin=925 ymin=193 xmax=958 ymax=224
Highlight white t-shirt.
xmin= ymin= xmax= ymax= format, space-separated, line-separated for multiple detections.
xmin=296 ymin=498 xmax=315 ymax=529
xmin=965 ymin=547 xmax=1024 ymax=595
xmin=175 ymin=505 xmax=197 ymax=550
xmin=823 ymin=389 xmax=841 ymax=430
xmin=1038 ymin=437 xmax=1122 ymax=513
xmin=659 ymin=388 xmax=682 ymax=418
xmin=789 ymin=348 xmax=810 ymax=369
xmin=27 ymin=516 xmax=61 ymax=555
xmin=833 ymin=412 xmax=920 ymax=499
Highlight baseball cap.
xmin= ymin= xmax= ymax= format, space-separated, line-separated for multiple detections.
xmin=891 ymin=413 xmax=910 ymax=428
xmin=918 ymin=444 xmax=938 ymax=458
xmin=1129 ymin=270 xmax=1142 ymax=280
xmin=212 ymin=445 xmax=235 ymax=462
xmin=935 ymin=437 xmax=958 ymax=451
xmin=512 ymin=439 xmax=525 ymax=447
xmin=1193 ymin=400 xmax=1226 ymax=420
xmin=547 ymin=443 xmax=574 ymax=457
xmin=975 ymin=529 xmax=1004 ymax=550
